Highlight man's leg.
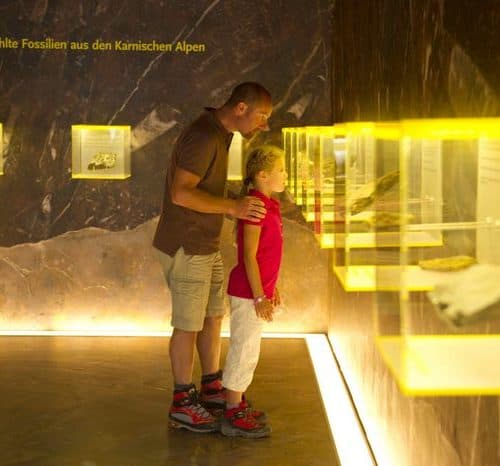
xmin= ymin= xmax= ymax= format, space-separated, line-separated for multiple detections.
xmin=157 ymin=248 xmax=218 ymax=432
xmin=170 ymin=328 xmax=196 ymax=385
xmin=196 ymin=315 xmax=223 ymax=376
xmin=198 ymin=252 xmax=226 ymax=413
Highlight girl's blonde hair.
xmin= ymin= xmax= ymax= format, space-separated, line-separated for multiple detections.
xmin=240 ymin=144 xmax=284 ymax=196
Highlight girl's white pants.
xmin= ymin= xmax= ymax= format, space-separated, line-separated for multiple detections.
xmin=222 ymin=296 xmax=263 ymax=392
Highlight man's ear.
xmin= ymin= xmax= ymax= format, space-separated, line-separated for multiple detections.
xmin=235 ymin=102 xmax=248 ymax=115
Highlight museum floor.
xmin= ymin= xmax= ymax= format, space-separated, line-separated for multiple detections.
xmin=0 ymin=336 xmax=340 ymax=466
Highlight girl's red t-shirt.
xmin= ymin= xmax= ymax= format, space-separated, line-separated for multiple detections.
xmin=227 ymin=189 xmax=283 ymax=299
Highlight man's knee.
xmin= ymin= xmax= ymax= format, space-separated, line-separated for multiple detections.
xmin=203 ymin=315 xmax=224 ymax=328
xmin=170 ymin=328 xmax=197 ymax=350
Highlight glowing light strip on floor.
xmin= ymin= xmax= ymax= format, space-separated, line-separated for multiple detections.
xmin=0 ymin=330 xmax=308 ymax=338
xmin=305 ymin=334 xmax=375 ymax=466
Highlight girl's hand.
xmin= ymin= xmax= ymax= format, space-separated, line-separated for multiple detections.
xmin=254 ymin=297 xmax=274 ymax=322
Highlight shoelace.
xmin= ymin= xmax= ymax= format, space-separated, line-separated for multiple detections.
xmin=188 ymin=390 xmax=212 ymax=419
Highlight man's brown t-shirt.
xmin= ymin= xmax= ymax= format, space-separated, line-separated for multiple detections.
xmin=153 ymin=108 xmax=233 ymax=256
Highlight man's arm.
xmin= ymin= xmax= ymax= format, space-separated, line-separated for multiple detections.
xmin=172 ymin=167 xmax=266 ymax=221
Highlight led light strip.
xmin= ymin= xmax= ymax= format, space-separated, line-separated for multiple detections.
xmin=0 ymin=330 xmax=309 ymax=338
xmin=305 ymin=334 xmax=375 ymax=466
xmin=0 ymin=330 xmax=374 ymax=465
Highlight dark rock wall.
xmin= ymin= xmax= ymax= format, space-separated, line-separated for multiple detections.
xmin=0 ymin=0 xmax=334 ymax=246
xmin=333 ymin=0 xmax=499 ymax=122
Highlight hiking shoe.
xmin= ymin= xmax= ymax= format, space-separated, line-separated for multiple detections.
xmin=169 ymin=386 xmax=219 ymax=433
xmin=200 ymin=370 xmax=267 ymax=422
xmin=221 ymin=403 xmax=271 ymax=439
xmin=241 ymin=395 xmax=267 ymax=423
xmin=200 ymin=372 xmax=226 ymax=415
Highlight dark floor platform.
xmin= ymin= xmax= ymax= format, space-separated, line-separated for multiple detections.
xmin=0 ymin=337 xmax=339 ymax=466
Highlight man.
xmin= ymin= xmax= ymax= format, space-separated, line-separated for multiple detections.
xmin=153 ymin=82 xmax=273 ymax=432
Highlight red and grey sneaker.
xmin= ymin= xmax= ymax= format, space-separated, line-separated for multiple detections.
xmin=221 ymin=402 xmax=271 ymax=439
xmin=241 ymin=394 xmax=267 ymax=423
xmin=200 ymin=371 xmax=226 ymax=416
xmin=169 ymin=386 xmax=219 ymax=433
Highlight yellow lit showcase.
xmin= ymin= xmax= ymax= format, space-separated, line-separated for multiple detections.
xmin=376 ymin=117 xmax=500 ymax=395
xmin=71 ymin=125 xmax=131 ymax=179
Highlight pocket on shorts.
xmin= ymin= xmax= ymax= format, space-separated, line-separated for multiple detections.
xmin=170 ymin=275 xmax=206 ymax=299
xmin=169 ymin=252 xmax=212 ymax=299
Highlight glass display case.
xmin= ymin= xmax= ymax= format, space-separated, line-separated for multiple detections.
xmin=283 ymin=125 xmax=346 ymax=248
xmin=376 ymin=118 xmax=500 ymax=395
xmin=0 ymin=123 xmax=3 ymax=175
xmin=315 ymin=125 xmax=346 ymax=248
xmin=295 ymin=127 xmax=308 ymax=206
xmin=227 ymin=131 xmax=243 ymax=181
xmin=282 ymin=127 xmax=301 ymax=202
xmin=72 ymin=125 xmax=131 ymax=179
xmin=333 ymin=122 xmax=392 ymax=291
xmin=333 ymin=122 xmax=443 ymax=292
xmin=303 ymin=127 xmax=324 ymax=225
xmin=282 ymin=127 xmax=293 ymax=199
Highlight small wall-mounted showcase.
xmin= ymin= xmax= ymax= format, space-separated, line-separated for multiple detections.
xmin=0 ymin=123 xmax=3 ymax=175
xmin=72 ymin=125 xmax=131 ymax=179
xmin=227 ymin=131 xmax=243 ymax=181
xmin=376 ymin=117 xmax=500 ymax=395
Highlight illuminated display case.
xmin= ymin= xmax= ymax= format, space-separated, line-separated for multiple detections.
xmin=333 ymin=122 xmax=443 ymax=292
xmin=72 ymin=125 xmax=131 ymax=179
xmin=295 ymin=128 xmax=308 ymax=206
xmin=303 ymin=127 xmax=323 ymax=225
xmin=315 ymin=125 xmax=346 ymax=248
xmin=227 ymin=131 xmax=243 ymax=181
xmin=302 ymin=127 xmax=336 ymax=227
xmin=0 ymin=123 xmax=3 ymax=175
xmin=282 ymin=127 xmax=301 ymax=201
xmin=376 ymin=118 xmax=500 ymax=395
xmin=333 ymin=122 xmax=393 ymax=291
xmin=282 ymin=127 xmax=294 ymax=197
xmin=283 ymin=125 xmax=346 ymax=248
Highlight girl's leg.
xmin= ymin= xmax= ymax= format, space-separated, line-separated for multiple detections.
xmin=222 ymin=296 xmax=263 ymax=398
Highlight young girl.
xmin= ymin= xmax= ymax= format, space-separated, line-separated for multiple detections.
xmin=221 ymin=145 xmax=287 ymax=438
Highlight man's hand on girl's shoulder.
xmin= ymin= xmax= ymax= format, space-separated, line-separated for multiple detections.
xmin=232 ymin=196 xmax=266 ymax=221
